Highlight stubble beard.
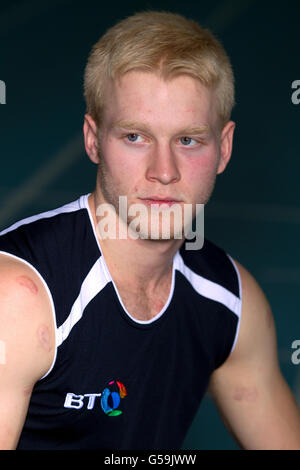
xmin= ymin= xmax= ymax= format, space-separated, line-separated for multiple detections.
xmin=96 ymin=150 xmax=217 ymax=242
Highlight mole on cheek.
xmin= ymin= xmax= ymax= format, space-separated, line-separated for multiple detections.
xmin=16 ymin=276 xmax=38 ymax=295
xmin=38 ymin=325 xmax=52 ymax=352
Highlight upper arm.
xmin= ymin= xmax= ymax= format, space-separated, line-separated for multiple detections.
xmin=208 ymin=259 xmax=300 ymax=450
xmin=0 ymin=254 xmax=55 ymax=449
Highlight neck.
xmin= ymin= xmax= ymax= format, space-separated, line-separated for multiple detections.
xmin=88 ymin=192 xmax=183 ymax=290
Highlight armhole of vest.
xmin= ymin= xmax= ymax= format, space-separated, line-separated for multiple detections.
xmin=0 ymin=250 xmax=58 ymax=381
xmin=226 ymin=254 xmax=242 ymax=356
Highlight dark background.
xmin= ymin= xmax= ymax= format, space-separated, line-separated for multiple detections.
xmin=0 ymin=0 xmax=300 ymax=449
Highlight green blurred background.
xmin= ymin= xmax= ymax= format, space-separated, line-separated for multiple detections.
xmin=1 ymin=0 xmax=300 ymax=449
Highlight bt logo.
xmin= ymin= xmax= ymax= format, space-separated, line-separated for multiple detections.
xmin=64 ymin=380 xmax=127 ymax=416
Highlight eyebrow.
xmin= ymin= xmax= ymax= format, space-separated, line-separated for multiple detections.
xmin=111 ymin=120 xmax=150 ymax=133
xmin=111 ymin=120 xmax=210 ymax=135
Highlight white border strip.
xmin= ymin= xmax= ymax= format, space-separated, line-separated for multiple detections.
xmin=0 ymin=196 xmax=84 ymax=236
xmin=56 ymin=257 xmax=109 ymax=347
xmin=175 ymin=252 xmax=241 ymax=317
xmin=226 ymin=254 xmax=242 ymax=355
xmin=102 ymin=252 xmax=177 ymax=325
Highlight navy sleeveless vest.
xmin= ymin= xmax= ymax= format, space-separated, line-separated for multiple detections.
xmin=0 ymin=194 xmax=241 ymax=449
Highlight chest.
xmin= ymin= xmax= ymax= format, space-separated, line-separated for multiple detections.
xmin=112 ymin=269 xmax=173 ymax=322
xmin=116 ymin=285 xmax=169 ymax=321
xmin=29 ymin=305 xmax=211 ymax=446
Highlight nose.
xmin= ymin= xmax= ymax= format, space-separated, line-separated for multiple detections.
xmin=145 ymin=143 xmax=181 ymax=185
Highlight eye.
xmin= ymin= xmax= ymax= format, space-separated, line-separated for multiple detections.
xmin=180 ymin=136 xmax=198 ymax=146
xmin=126 ymin=133 xmax=142 ymax=143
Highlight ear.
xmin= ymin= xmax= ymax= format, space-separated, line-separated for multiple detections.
xmin=217 ymin=120 xmax=235 ymax=175
xmin=83 ymin=114 xmax=100 ymax=164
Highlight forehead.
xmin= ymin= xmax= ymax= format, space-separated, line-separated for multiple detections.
xmin=101 ymin=71 xmax=218 ymax=132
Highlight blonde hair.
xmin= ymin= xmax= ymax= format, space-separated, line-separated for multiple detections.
xmin=84 ymin=11 xmax=235 ymax=129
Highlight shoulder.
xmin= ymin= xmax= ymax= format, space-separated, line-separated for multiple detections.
xmin=206 ymin=255 xmax=277 ymax=377
xmin=0 ymin=197 xmax=93 ymax=293
xmin=208 ymin=256 xmax=278 ymax=397
xmin=229 ymin=258 xmax=275 ymax=362
xmin=0 ymin=253 xmax=56 ymax=383
xmin=0 ymin=252 xmax=54 ymax=315
xmin=207 ymin=259 xmax=300 ymax=450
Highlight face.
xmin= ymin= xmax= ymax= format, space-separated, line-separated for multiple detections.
xmin=84 ymin=71 xmax=235 ymax=241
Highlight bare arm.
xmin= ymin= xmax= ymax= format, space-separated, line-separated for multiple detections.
xmin=208 ymin=259 xmax=300 ymax=450
xmin=0 ymin=254 xmax=55 ymax=449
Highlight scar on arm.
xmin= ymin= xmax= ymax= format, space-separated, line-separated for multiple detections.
xmin=15 ymin=275 xmax=38 ymax=295
xmin=233 ymin=386 xmax=258 ymax=403
xmin=37 ymin=325 xmax=52 ymax=353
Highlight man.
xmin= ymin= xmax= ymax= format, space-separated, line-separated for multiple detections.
xmin=0 ymin=10 xmax=300 ymax=450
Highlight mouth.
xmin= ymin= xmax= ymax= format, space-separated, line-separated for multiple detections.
xmin=139 ymin=197 xmax=182 ymax=207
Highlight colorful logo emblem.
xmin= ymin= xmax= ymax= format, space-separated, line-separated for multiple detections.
xmin=101 ymin=380 xmax=127 ymax=416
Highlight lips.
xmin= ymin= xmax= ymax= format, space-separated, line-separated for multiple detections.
xmin=140 ymin=196 xmax=182 ymax=207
